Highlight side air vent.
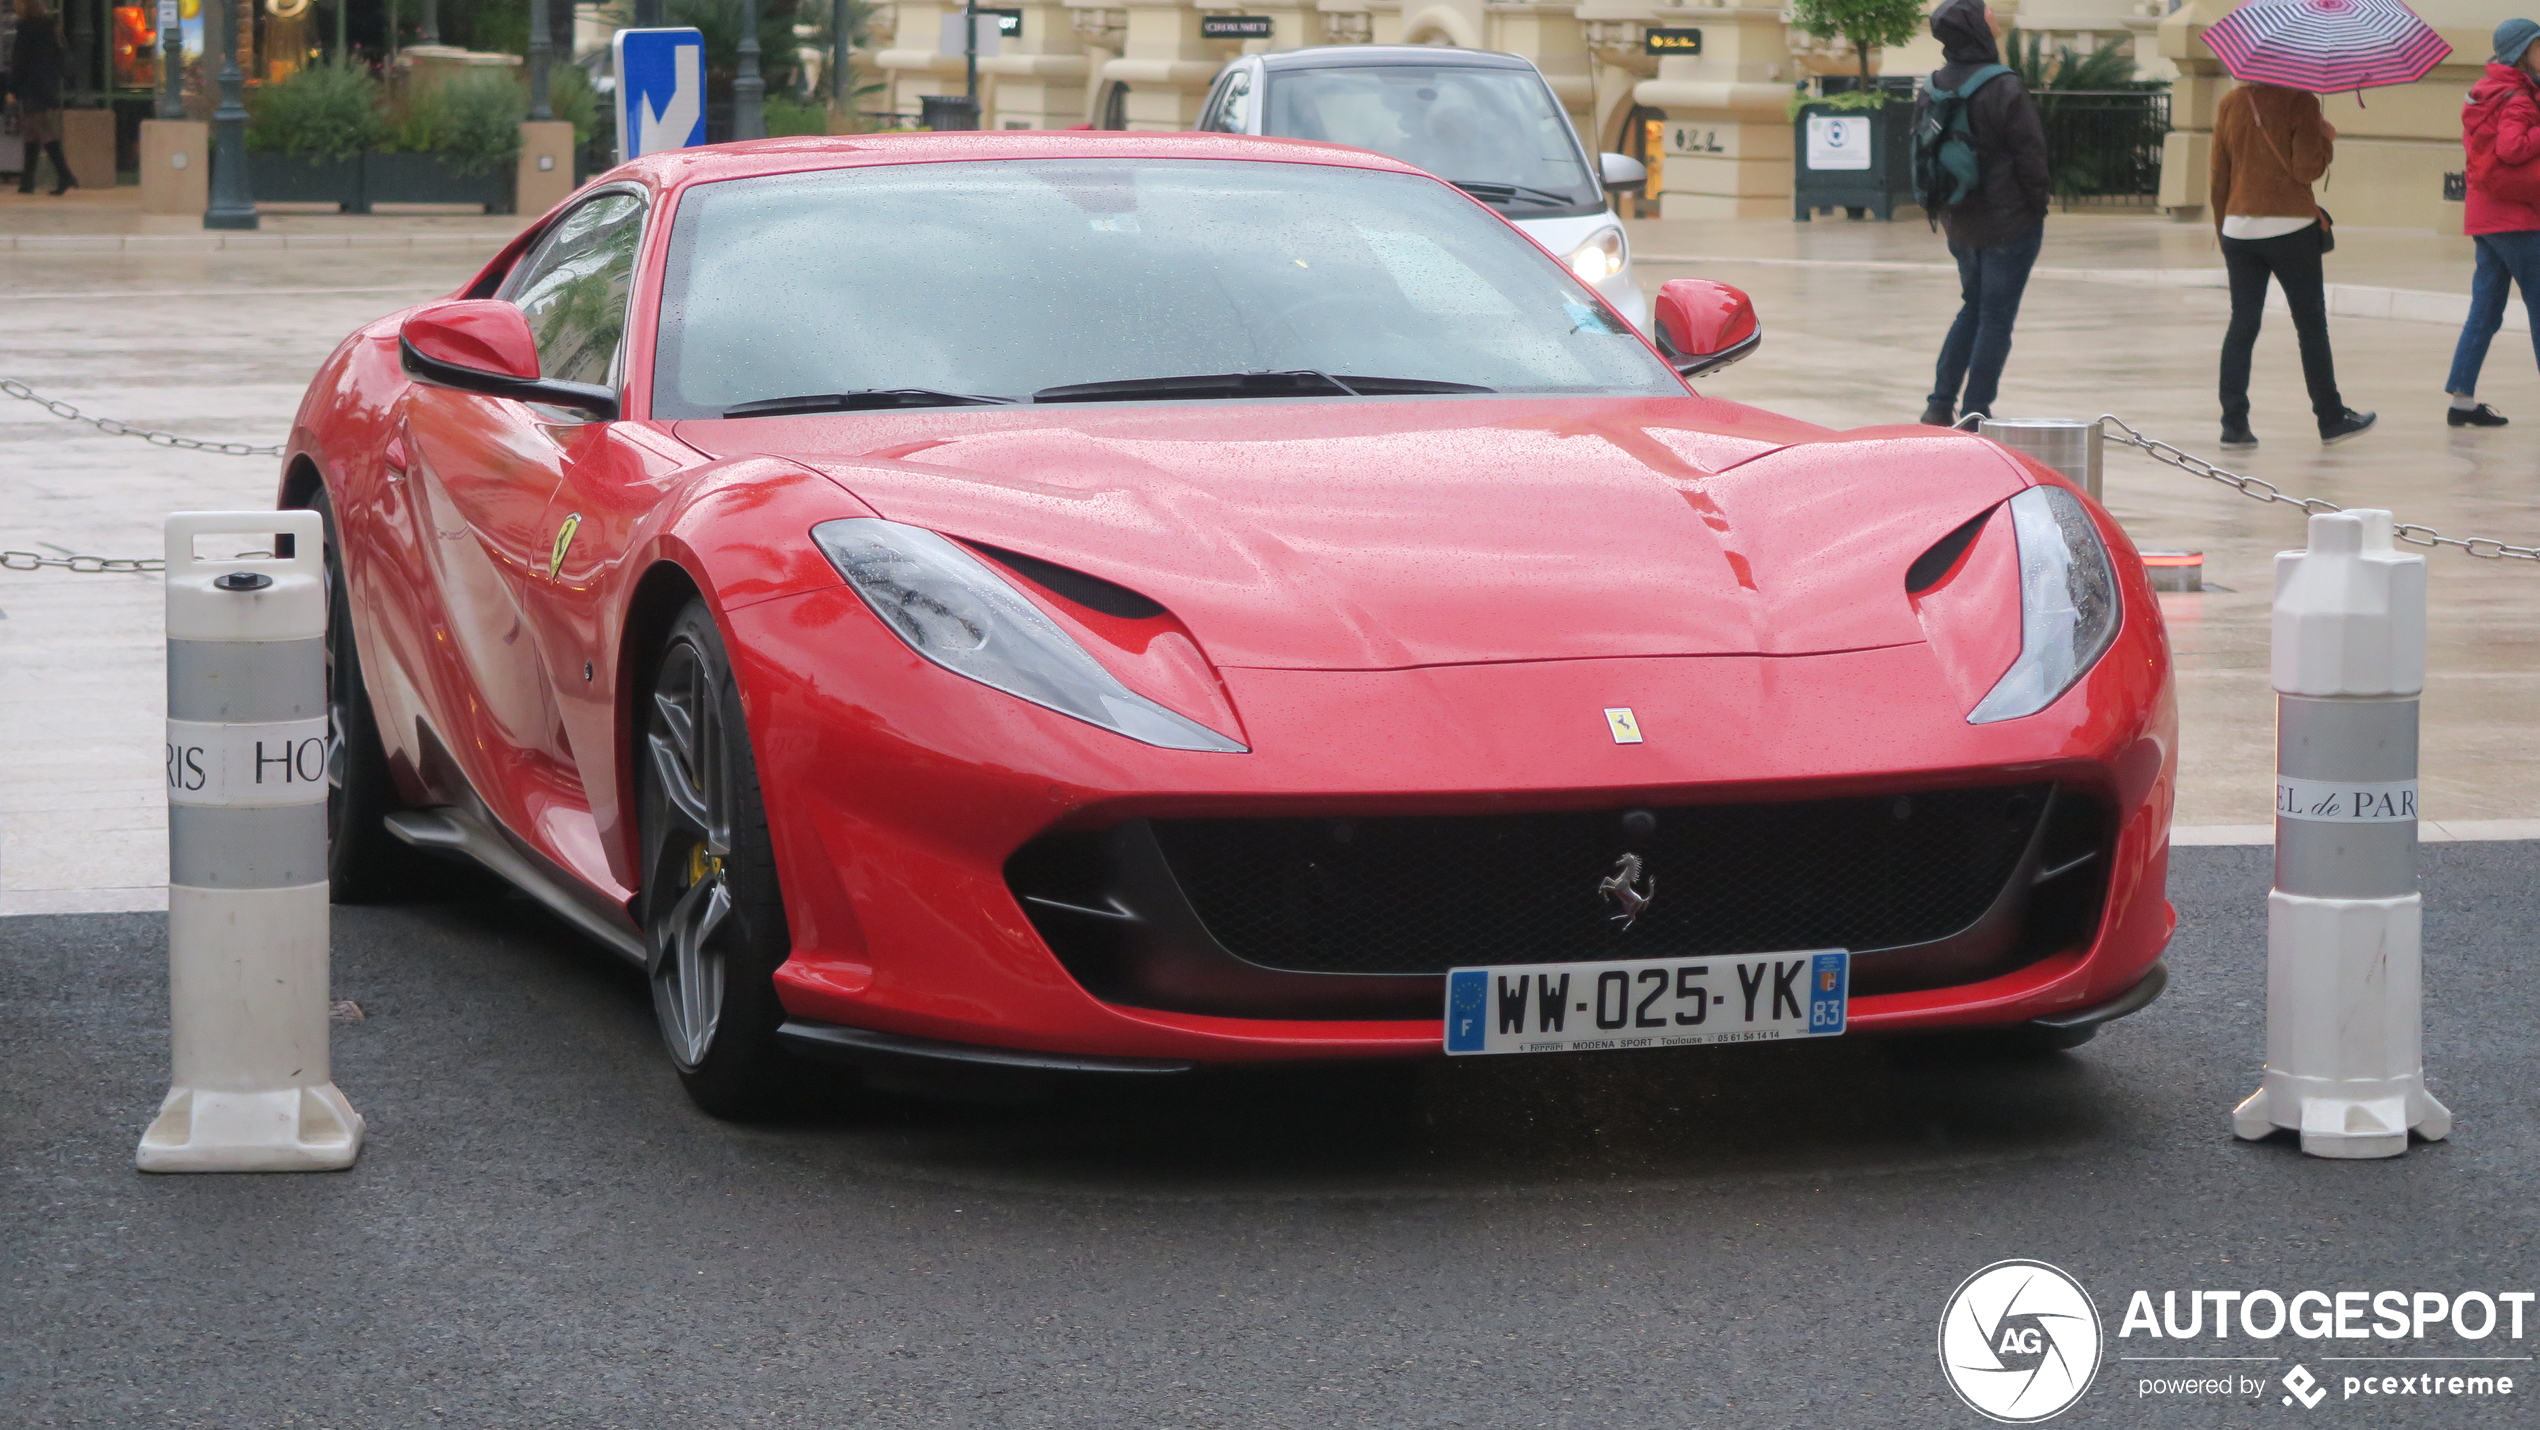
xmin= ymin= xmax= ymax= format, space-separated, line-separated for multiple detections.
xmin=1906 ymin=508 xmax=1996 ymax=595
xmin=970 ymin=543 xmax=1166 ymax=620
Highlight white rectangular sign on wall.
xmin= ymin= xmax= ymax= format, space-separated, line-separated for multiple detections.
xmin=1805 ymin=115 xmax=1872 ymax=171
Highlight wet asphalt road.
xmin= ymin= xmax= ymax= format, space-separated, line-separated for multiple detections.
xmin=5 ymin=843 xmax=2536 ymax=1429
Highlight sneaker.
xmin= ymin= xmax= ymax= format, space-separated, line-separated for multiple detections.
xmin=2448 ymin=402 xmax=2509 ymax=427
xmin=2320 ymin=409 xmax=2377 ymax=445
xmin=2220 ymin=423 xmax=2258 ymax=450
xmin=1920 ymin=401 xmax=1955 ymax=427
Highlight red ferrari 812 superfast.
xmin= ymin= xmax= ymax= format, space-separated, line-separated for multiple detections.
xmin=281 ymin=132 xmax=2175 ymax=1115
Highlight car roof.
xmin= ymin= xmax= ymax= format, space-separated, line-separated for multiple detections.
xmin=598 ymin=130 xmax=1437 ymax=193
xmin=1256 ymin=45 xmax=1539 ymax=73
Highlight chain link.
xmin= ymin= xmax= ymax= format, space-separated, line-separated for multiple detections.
xmin=2096 ymin=414 xmax=2540 ymax=564
xmin=1 ymin=549 xmax=163 ymax=573
xmin=1 ymin=378 xmax=285 ymax=458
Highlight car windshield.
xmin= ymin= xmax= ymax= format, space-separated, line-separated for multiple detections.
xmin=651 ymin=159 xmax=1675 ymax=417
xmin=1259 ymin=65 xmax=1603 ymax=217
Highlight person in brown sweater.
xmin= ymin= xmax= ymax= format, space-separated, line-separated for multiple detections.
xmin=2209 ymin=82 xmax=2373 ymax=447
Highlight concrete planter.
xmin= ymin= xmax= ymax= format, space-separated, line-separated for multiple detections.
xmin=247 ymin=151 xmax=364 ymax=210
xmin=357 ymin=152 xmax=512 ymax=213
xmin=1792 ymin=101 xmax=1916 ymax=222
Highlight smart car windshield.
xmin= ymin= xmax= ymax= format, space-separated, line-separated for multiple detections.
xmin=651 ymin=159 xmax=1674 ymax=418
xmin=1260 ymin=65 xmax=1604 ymax=217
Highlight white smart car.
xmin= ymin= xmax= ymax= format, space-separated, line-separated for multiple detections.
xmin=1196 ymin=46 xmax=1649 ymax=330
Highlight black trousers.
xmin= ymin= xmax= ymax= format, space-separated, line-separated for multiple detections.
xmin=2219 ymin=226 xmax=2344 ymax=429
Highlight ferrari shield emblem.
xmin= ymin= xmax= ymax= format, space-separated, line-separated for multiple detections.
xmin=548 ymin=512 xmax=582 ymax=579
xmin=1604 ymin=707 xmax=1644 ymax=744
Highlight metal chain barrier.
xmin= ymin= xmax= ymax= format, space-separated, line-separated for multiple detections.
xmin=1 ymin=378 xmax=285 ymax=458
xmin=2098 ymin=414 xmax=2540 ymax=564
xmin=2 ymin=549 xmax=165 ymax=573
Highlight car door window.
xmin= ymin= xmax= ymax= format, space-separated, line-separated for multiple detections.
xmin=1204 ymin=68 xmax=1252 ymax=133
xmin=501 ymin=192 xmax=647 ymax=388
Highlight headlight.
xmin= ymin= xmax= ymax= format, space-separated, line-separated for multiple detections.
xmin=1565 ymin=227 xmax=1625 ymax=285
xmin=811 ymin=518 xmax=1247 ymax=753
xmin=1966 ymin=486 xmax=2120 ymax=724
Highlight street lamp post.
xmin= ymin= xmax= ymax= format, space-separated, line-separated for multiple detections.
xmin=734 ymin=0 xmax=765 ymax=139
xmin=964 ymin=0 xmax=978 ymax=105
xmin=632 ymin=0 xmax=661 ymax=28
xmin=528 ymin=0 xmax=554 ymax=120
xmin=418 ymin=0 xmax=437 ymax=44
xmin=204 ymin=0 xmax=258 ymax=229
xmin=156 ymin=0 xmax=183 ymax=119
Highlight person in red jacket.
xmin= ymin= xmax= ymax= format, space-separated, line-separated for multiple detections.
xmin=2443 ymin=17 xmax=2540 ymax=427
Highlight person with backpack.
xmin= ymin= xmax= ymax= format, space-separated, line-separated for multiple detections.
xmin=2210 ymin=82 xmax=2372 ymax=448
xmin=1915 ymin=0 xmax=2050 ymax=428
xmin=2441 ymin=18 xmax=2540 ymax=429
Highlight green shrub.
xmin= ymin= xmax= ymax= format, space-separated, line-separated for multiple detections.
xmin=245 ymin=64 xmax=384 ymax=163
xmin=1787 ymin=0 xmax=1926 ymax=90
xmin=547 ymin=62 xmax=600 ymax=149
xmin=387 ymin=69 xmax=527 ymax=176
xmin=763 ymin=93 xmax=830 ymax=137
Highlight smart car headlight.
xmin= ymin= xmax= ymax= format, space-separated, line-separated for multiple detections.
xmin=1966 ymin=486 xmax=2120 ymax=725
xmin=1565 ymin=227 xmax=1625 ymax=285
xmin=812 ymin=518 xmax=1246 ymax=753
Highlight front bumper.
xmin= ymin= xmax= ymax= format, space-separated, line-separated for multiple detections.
xmin=728 ymin=586 xmax=2176 ymax=1066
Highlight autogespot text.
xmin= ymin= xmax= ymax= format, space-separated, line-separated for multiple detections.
xmin=2121 ymin=1288 xmax=2528 ymax=1405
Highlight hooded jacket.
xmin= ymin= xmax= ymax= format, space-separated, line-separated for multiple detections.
xmin=2463 ymin=61 xmax=2540 ymax=235
xmin=1924 ymin=0 xmax=2050 ymax=247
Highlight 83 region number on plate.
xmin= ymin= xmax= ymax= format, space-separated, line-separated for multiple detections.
xmin=1444 ymin=950 xmax=1848 ymax=1056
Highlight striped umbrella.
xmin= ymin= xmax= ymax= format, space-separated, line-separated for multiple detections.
xmin=2202 ymin=0 xmax=2452 ymax=94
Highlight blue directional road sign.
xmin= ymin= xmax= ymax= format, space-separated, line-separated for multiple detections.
xmin=613 ymin=27 xmax=708 ymax=165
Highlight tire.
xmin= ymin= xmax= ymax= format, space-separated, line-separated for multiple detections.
xmin=637 ymin=600 xmax=795 ymax=1118
xmin=309 ymin=486 xmax=449 ymax=903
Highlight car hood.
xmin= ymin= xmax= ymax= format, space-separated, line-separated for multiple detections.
xmin=671 ymin=397 xmax=2033 ymax=671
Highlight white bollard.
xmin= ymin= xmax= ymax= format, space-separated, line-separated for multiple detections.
xmin=2231 ymin=509 xmax=2449 ymax=1159
xmin=138 ymin=510 xmax=363 ymax=1173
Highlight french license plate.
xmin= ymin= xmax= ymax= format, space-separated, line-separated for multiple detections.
xmin=1443 ymin=950 xmax=1849 ymax=1056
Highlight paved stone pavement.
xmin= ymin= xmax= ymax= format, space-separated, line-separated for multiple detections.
xmin=0 ymin=210 xmax=2534 ymax=912
xmin=4 ymin=843 xmax=2535 ymax=1428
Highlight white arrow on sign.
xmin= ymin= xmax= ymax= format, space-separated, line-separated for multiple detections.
xmin=639 ymin=43 xmax=703 ymax=158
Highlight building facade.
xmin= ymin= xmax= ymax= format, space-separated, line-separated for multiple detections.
xmin=865 ymin=0 xmax=2492 ymax=233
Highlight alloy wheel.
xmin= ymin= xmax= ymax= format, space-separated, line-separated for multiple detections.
xmin=645 ymin=637 xmax=738 ymax=1070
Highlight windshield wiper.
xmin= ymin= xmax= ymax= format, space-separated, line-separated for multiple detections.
xmin=1449 ymin=180 xmax=1580 ymax=208
xmin=722 ymin=389 xmax=1015 ymax=418
xmin=1030 ymin=371 xmax=1492 ymax=404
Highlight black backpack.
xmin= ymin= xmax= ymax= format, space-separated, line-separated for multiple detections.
xmin=1913 ymin=64 xmax=2013 ymax=214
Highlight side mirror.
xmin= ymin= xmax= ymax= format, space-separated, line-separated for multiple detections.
xmin=1598 ymin=151 xmax=1648 ymax=190
xmin=398 ymin=299 xmax=618 ymax=420
xmin=1652 ymin=278 xmax=1761 ymax=379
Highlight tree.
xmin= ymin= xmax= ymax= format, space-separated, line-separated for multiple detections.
xmin=1788 ymin=0 xmax=1928 ymax=91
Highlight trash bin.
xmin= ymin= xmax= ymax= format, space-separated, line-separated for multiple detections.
xmin=1979 ymin=416 xmax=2103 ymax=501
xmin=921 ymin=95 xmax=980 ymax=132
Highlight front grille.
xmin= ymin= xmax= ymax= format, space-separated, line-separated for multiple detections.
xmin=1148 ymin=785 xmax=2055 ymax=977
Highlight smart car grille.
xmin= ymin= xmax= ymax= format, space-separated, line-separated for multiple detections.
xmin=1147 ymin=785 xmax=2058 ymax=977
